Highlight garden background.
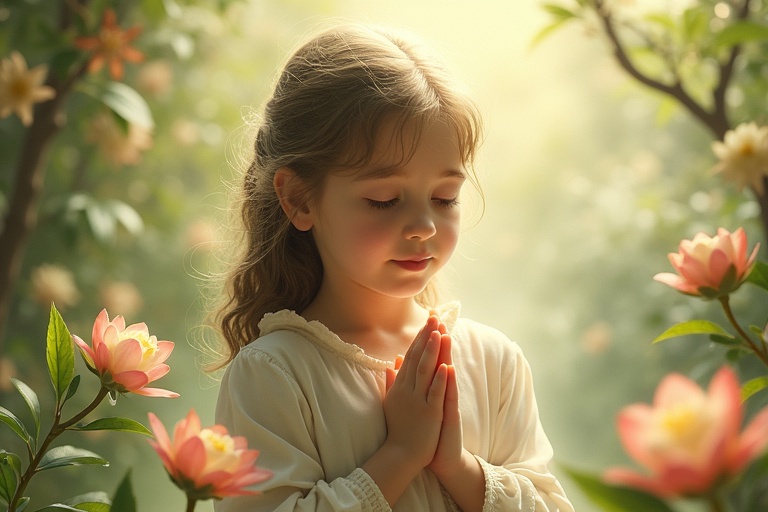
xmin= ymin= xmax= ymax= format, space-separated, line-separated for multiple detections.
xmin=2 ymin=0 xmax=767 ymax=511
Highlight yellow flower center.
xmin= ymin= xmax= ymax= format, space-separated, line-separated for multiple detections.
xmin=10 ymin=77 xmax=31 ymax=100
xmin=656 ymin=401 xmax=712 ymax=453
xmin=120 ymin=329 xmax=157 ymax=362
xmin=101 ymin=28 xmax=125 ymax=55
xmin=738 ymin=141 xmax=755 ymax=156
xmin=200 ymin=428 xmax=235 ymax=454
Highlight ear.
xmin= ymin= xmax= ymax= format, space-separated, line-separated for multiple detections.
xmin=274 ymin=167 xmax=313 ymax=231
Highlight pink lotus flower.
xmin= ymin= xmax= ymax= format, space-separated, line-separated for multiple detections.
xmin=148 ymin=409 xmax=272 ymax=500
xmin=654 ymin=227 xmax=759 ymax=298
xmin=73 ymin=309 xmax=178 ymax=398
xmin=604 ymin=366 xmax=768 ymax=498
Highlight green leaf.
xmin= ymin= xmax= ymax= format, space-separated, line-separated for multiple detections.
xmin=64 ymin=491 xmax=111 ymax=512
xmin=38 ymin=446 xmax=108 ymax=471
xmin=709 ymin=334 xmax=741 ymax=346
xmin=713 ymin=21 xmax=768 ymax=48
xmin=0 ymin=406 xmax=32 ymax=447
xmin=562 ymin=466 xmax=675 ymax=512
xmin=0 ymin=451 xmax=22 ymax=475
xmin=530 ymin=19 xmax=572 ymax=49
xmin=63 ymin=375 xmax=81 ymax=405
xmin=653 ymin=320 xmax=733 ymax=343
xmin=110 ymin=471 xmax=137 ymax=512
xmin=85 ymin=201 xmax=116 ymax=242
xmin=0 ymin=453 xmax=18 ymax=503
xmin=747 ymin=261 xmax=768 ymax=292
xmin=16 ymin=496 xmax=30 ymax=511
xmin=70 ymin=417 xmax=152 ymax=437
xmin=105 ymin=200 xmax=144 ymax=236
xmin=742 ymin=376 xmax=768 ymax=402
xmin=46 ymin=304 xmax=75 ymax=404
xmin=11 ymin=379 xmax=40 ymax=445
xmin=99 ymin=82 xmax=154 ymax=129
xmin=542 ymin=4 xmax=577 ymax=20
xmin=37 ymin=491 xmax=111 ymax=512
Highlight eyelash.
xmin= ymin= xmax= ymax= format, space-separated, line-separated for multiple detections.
xmin=366 ymin=198 xmax=459 ymax=210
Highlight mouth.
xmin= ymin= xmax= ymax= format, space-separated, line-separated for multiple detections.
xmin=392 ymin=257 xmax=433 ymax=271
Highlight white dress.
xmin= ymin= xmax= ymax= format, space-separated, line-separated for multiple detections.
xmin=214 ymin=302 xmax=574 ymax=511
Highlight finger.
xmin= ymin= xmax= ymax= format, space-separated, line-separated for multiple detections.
xmin=401 ymin=316 xmax=439 ymax=382
xmin=427 ymin=363 xmax=448 ymax=408
xmin=436 ymin=333 xmax=452 ymax=368
xmin=394 ymin=354 xmax=404 ymax=370
xmin=437 ymin=321 xmax=447 ymax=335
xmin=415 ymin=331 xmax=441 ymax=393
xmin=443 ymin=365 xmax=461 ymax=424
xmin=386 ymin=367 xmax=396 ymax=391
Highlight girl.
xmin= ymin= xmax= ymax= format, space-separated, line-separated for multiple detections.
xmin=213 ymin=23 xmax=574 ymax=512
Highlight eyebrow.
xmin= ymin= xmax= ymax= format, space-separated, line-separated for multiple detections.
xmin=353 ymin=167 xmax=466 ymax=181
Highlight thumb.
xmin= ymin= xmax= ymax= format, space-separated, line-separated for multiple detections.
xmin=386 ymin=367 xmax=396 ymax=391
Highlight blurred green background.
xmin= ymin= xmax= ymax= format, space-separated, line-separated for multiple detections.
xmin=2 ymin=1 xmax=767 ymax=511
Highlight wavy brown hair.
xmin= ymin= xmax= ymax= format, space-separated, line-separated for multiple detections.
xmin=212 ymin=24 xmax=483 ymax=367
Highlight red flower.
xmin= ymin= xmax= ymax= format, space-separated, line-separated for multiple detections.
xmin=75 ymin=9 xmax=143 ymax=80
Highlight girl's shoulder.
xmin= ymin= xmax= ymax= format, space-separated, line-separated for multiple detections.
xmin=447 ymin=303 xmax=525 ymax=363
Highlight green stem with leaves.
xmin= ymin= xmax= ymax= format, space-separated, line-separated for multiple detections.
xmin=719 ymin=296 xmax=768 ymax=368
xmin=8 ymin=386 xmax=109 ymax=511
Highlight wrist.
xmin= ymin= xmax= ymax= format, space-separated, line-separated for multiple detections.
xmin=362 ymin=441 xmax=425 ymax=506
xmin=432 ymin=449 xmax=485 ymax=512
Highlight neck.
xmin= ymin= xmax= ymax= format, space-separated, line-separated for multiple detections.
xmin=301 ymin=280 xmax=429 ymax=359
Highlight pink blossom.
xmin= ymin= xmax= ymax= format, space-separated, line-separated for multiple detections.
xmin=148 ymin=409 xmax=271 ymax=499
xmin=73 ymin=309 xmax=178 ymax=397
xmin=604 ymin=366 xmax=768 ymax=498
xmin=653 ymin=227 xmax=759 ymax=298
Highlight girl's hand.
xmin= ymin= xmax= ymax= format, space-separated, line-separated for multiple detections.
xmin=382 ymin=316 xmax=447 ymax=470
xmin=426 ymin=331 xmax=464 ymax=478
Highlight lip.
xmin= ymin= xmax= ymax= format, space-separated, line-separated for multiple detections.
xmin=393 ymin=257 xmax=433 ymax=271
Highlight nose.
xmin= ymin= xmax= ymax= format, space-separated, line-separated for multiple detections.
xmin=402 ymin=206 xmax=437 ymax=240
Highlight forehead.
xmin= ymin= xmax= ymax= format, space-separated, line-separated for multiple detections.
xmin=349 ymin=117 xmax=464 ymax=181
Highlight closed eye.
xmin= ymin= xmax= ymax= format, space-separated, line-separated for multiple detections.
xmin=434 ymin=197 xmax=459 ymax=208
xmin=366 ymin=198 xmax=399 ymax=210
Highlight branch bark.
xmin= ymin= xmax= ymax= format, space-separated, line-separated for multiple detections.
xmin=0 ymin=2 xmax=87 ymax=355
xmin=591 ymin=0 xmax=768 ymax=244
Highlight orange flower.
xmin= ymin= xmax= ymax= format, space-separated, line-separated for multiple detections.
xmin=604 ymin=366 xmax=768 ymax=498
xmin=75 ymin=9 xmax=143 ymax=80
xmin=148 ymin=409 xmax=272 ymax=500
xmin=73 ymin=309 xmax=178 ymax=398
xmin=653 ymin=227 xmax=759 ymax=298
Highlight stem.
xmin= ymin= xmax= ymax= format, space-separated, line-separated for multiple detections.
xmin=8 ymin=386 xmax=109 ymax=511
xmin=707 ymin=492 xmax=727 ymax=512
xmin=186 ymin=496 xmax=197 ymax=512
xmin=719 ymin=296 xmax=768 ymax=367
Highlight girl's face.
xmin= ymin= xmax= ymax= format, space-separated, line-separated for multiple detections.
xmin=308 ymin=119 xmax=465 ymax=301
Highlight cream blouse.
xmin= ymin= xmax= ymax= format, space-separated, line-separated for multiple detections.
xmin=214 ymin=303 xmax=574 ymax=511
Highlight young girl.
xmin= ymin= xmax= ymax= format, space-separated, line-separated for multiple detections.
xmin=213 ymin=23 xmax=574 ymax=512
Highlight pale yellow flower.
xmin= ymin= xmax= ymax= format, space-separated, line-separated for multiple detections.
xmin=87 ymin=111 xmax=153 ymax=167
xmin=31 ymin=264 xmax=80 ymax=310
xmin=0 ymin=51 xmax=56 ymax=126
xmin=100 ymin=280 xmax=143 ymax=317
xmin=137 ymin=60 xmax=173 ymax=97
xmin=711 ymin=122 xmax=768 ymax=195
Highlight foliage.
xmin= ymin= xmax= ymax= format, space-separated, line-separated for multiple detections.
xmin=536 ymin=2 xmax=768 ymax=510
